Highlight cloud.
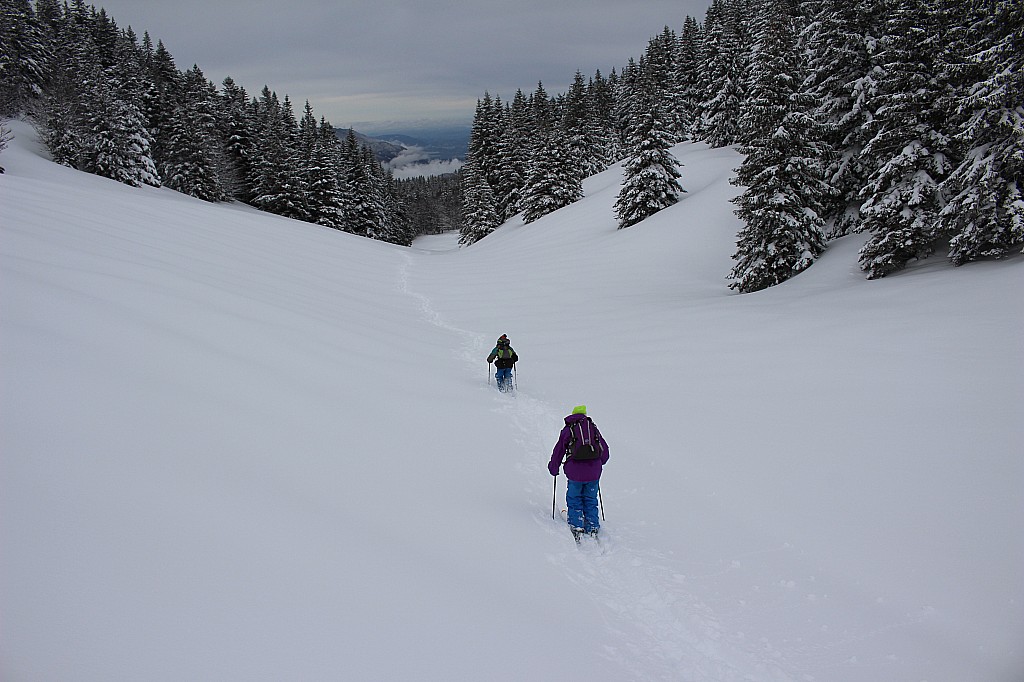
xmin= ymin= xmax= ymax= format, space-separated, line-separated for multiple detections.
xmin=387 ymin=146 xmax=464 ymax=179
xmin=93 ymin=0 xmax=714 ymax=126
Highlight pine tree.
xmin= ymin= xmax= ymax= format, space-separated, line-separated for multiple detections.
xmin=587 ymin=70 xmax=619 ymax=168
xmin=459 ymin=154 xmax=500 ymax=245
xmin=251 ymin=88 xmax=306 ymax=218
xmin=302 ymin=117 xmax=344 ymax=230
xmin=85 ymin=73 xmax=160 ymax=187
xmin=37 ymin=1 xmax=94 ymax=168
xmin=0 ymin=0 xmax=49 ymax=115
xmin=561 ymin=71 xmax=602 ymax=181
xmin=335 ymin=129 xmax=379 ymax=236
xmin=857 ymin=0 xmax=953 ymax=278
xmin=141 ymin=39 xmax=182 ymax=179
xmin=217 ymin=76 xmax=256 ymax=202
xmin=614 ymin=100 xmax=684 ymax=229
xmin=799 ymin=0 xmax=877 ymax=237
xmin=696 ymin=0 xmax=748 ymax=146
xmin=520 ymin=131 xmax=582 ymax=224
xmin=162 ymin=65 xmax=226 ymax=201
xmin=467 ymin=93 xmax=502 ymax=203
xmin=728 ymin=0 xmax=828 ymax=292
xmin=673 ymin=16 xmax=702 ymax=142
xmin=939 ymin=0 xmax=1024 ymax=264
xmin=493 ymin=90 xmax=530 ymax=221
xmin=0 ymin=119 xmax=13 ymax=173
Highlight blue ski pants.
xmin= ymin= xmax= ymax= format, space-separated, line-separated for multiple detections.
xmin=566 ymin=479 xmax=600 ymax=532
xmin=495 ymin=367 xmax=512 ymax=391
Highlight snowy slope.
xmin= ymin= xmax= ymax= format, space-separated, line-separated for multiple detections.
xmin=2 ymin=120 xmax=1022 ymax=682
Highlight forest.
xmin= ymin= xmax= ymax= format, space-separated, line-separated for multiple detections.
xmin=1 ymin=0 xmax=1021 ymax=288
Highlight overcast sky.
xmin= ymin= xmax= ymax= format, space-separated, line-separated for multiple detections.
xmin=90 ymin=0 xmax=713 ymax=133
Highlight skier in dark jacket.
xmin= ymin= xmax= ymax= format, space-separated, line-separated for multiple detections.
xmin=548 ymin=405 xmax=609 ymax=539
xmin=486 ymin=334 xmax=518 ymax=392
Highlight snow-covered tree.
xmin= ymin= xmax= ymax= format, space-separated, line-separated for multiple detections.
xmin=799 ymin=0 xmax=878 ymax=237
xmin=614 ymin=101 xmax=684 ymax=229
xmin=728 ymin=0 xmax=828 ymax=292
xmin=85 ymin=75 xmax=160 ymax=187
xmin=0 ymin=0 xmax=49 ymax=115
xmin=696 ymin=0 xmax=747 ymax=147
xmin=0 ymin=119 xmax=12 ymax=173
xmin=857 ymin=0 xmax=953 ymax=279
xmin=162 ymin=66 xmax=225 ymax=201
xmin=493 ymin=90 xmax=530 ymax=221
xmin=939 ymin=0 xmax=1024 ymax=265
xmin=520 ymin=132 xmax=582 ymax=224
xmin=459 ymin=153 xmax=500 ymax=245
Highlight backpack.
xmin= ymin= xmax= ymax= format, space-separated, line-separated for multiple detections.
xmin=566 ymin=419 xmax=602 ymax=461
xmin=494 ymin=343 xmax=514 ymax=360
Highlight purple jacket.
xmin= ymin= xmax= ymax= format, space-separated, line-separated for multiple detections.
xmin=548 ymin=414 xmax=609 ymax=482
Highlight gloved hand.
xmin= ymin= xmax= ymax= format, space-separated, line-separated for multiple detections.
xmin=548 ymin=461 xmax=560 ymax=477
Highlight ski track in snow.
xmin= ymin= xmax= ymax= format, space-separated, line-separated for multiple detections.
xmin=397 ymin=252 xmax=792 ymax=682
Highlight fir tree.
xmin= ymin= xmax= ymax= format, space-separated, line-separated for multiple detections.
xmin=459 ymin=154 xmax=500 ymax=245
xmin=85 ymin=74 xmax=160 ymax=187
xmin=857 ymin=0 xmax=953 ymax=278
xmin=673 ymin=16 xmax=702 ymax=141
xmin=614 ymin=101 xmax=684 ymax=229
xmin=493 ymin=90 xmax=530 ymax=221
xmin=336 ymin=129 xmax=379 ymax=236
xmin=939 ymin=0 xmax=1024 ymax=264
xmin=162 ymin=65 xmax=225 ymax=201
xmin=696 ymin=0 xmax=747 ymax=146
xmin=728 ymin=0 xmax=828 ymax=292
xmin=250 ymin=88 xmax=306 ymax=219
xmin=799 ymin=0 xmax=877 ymax=237
xmin=0 ymin=0 xmax=49 ymax=115
xmin=217 ymin=76 xmax=256 ymax=202
xmin=303 ymin=117 xmax=344 ymax=230
xmin=520 ymin=132 xmax=582 ymax=224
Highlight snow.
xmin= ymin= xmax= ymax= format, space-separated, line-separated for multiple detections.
xmin=2 ymin=119 xmax=1022 ymax=681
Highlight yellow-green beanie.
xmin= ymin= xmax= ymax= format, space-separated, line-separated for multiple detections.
xmin=571 ymin=405 xmax=587 ymax=415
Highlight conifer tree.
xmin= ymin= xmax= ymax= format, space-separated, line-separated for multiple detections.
xmin=494 ymin=90 xmax=530 ymax=221
xmin=0 ymin=0 xmax=49 ymax=115
xmin=520 ymin=131 xmax=582 ymax=224
xmin=614 ymin=100 xmax=684 ymax=229
xmin=729 ymin=0 xmax=828 ymax=292
xmin=302 ymin=117 xmax=344 ymax=230
xmin=673 ymin=16 xmax=702 ymax=141
xmin=141 ymin=39 xmax=182 ymax=177
xmin=939 ymin=0 xmax=1024 ymax=264
xmin=562 ymin=71 xmax=602 ymax=180
xmin=162 ymin=65 xmax=226 ymax=201
xmin=251 ymin=88 xmax=306 ymax=219
xmin=587 ymin=70 xmax=619 ymax=167
xmin=857 ymin=0 xmax=953 ymax=278
xmin=217 ymin=76 xmax=255 ymax=202
xmin=800 ymin=0 xmax=880 ymax=237
xmin=85 ymin=72 xmax=160 ymax=187
xmin=459 ymin=154 xmax=500 ymax=245
xmin=336 ymin=129 xmax=378 ymax=236
xmin=696 ymin=0 xmax=747 ymax=146
xmin=467 ymin=93 xmax=502 ymax=199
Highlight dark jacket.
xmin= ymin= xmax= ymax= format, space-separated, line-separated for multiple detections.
xmin=548 ymin=413 xmax=609 ymax=482
xmin=487 ymin=343 xmax=518 ymax=369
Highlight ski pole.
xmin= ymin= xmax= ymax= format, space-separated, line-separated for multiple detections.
xmin=598 ymin=488 xmax=606 ymax=521
xmin=487 ymin=363 xmax=490 ymax=385
xmin=513 ymin=365 xmax=517 ymax=390
xmin=552 ymin=475 xmax=557 ymax=519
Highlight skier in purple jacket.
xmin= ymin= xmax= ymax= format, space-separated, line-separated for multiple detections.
xmin=548 ymin=405 xmax=609 ymax=539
